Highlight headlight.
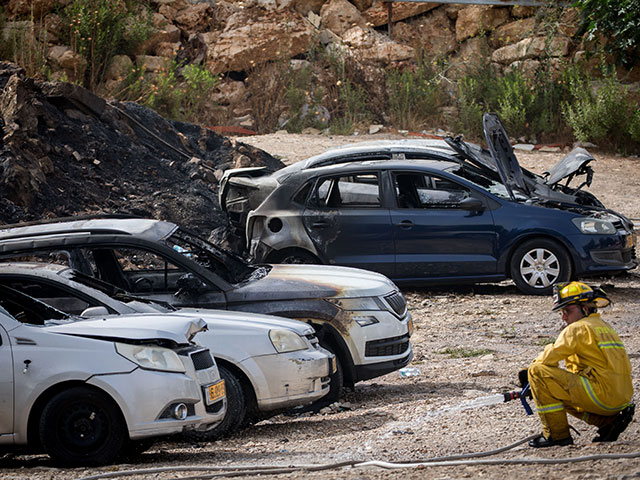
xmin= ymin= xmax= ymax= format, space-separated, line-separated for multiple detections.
xmin=269 ymin=329 xmax=308 ymax=353
xmin=115 ymin=343 xmax=185 ymax=372
xmin=572 ymin=217 xmax=616 ymax=234
xmin=353 ymin=315 xmax=380 ymax=327
xmin=327 ymin=297 xmax=385 ymax=311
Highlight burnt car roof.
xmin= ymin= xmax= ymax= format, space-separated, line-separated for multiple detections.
xmin=0 ymin=218 xmax=178 ymax=243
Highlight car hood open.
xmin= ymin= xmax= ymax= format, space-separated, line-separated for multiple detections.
xmin=45 ymin=314 xmax=208 ymax=344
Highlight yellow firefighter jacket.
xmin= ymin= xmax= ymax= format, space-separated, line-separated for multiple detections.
xmin=531 ymin=313 xmax=633 ymax=410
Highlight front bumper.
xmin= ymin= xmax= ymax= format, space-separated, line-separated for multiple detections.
xmin=244 ymin=347 xmax=335 ymax=411
xmin=568 ymin=231 xmax=637 ymax=276
xmin=88 ymin=366 xmax=225 ymax=440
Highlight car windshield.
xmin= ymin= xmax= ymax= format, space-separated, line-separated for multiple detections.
xmin=164 ymin=228 xmax=267 ymax=285
xmin=449 ymin=166 xmax=518 ymax=200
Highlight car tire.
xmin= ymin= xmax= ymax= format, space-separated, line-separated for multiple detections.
xmin=267 ymin=249 xmax=319 ymax=265
xmin=39 ymin=386 xmax=127 ymax=466
xmin=123 ymin=439 xmax=155 ymax=459
xmin=510 ymin=238 xmax=572 ymax=295
xmin=185 ymin=365 xmax=246 ymax=441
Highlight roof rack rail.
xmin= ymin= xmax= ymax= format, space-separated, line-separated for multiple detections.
xmin=0 ymin=213 xmax=144 ymax=229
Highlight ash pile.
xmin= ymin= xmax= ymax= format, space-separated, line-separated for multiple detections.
xmin=0 ymin=62 xmax=282 ymax=236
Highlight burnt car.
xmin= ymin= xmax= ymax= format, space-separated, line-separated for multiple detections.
xmin=220 ymin=113 xmax=636 ymax=295
xmin=0 ymin=217 xmax=412 ymax=405
xmin=0 ymin=262 xmax=335 ymax=439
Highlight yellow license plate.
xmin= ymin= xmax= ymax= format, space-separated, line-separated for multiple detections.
xmin=329 ymin=356 xmax=337 ymax=374
xmin=206 ymin=380 xmax=225 ymax=405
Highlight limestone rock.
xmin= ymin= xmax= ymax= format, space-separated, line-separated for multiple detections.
xmin=175 ymin=3 xmax=214 ymax=34
xmin=364 ymin=2 xmax=438 ymax=27
xmin=210 ymin=80 xmax=247 ymax=105
xmin=489 ymin=16 xmax=536 ymax=49
xmin=104 ymin=55 xmax=133 ymax=82
xmin=135 ymin=55 xmax=170 ymax=72
xmin=351 ymin=0 xmax=373 ymax=12
xmin=321 ymin=0 xmax=367 ymax=37
xmin=205 ymin=10 xmax=314 ymax=74
xmin=492 ymin=36 xmax=570 ymax=64
xmin=293 ymin=0 xmax=325 ymax=16
xmin=392 ymin=7 xmax=456 ymax=56
xmin=342 ymin=26 xmax=414 ymax=63
xmin=456 ymin=6 xmax=510 ymax=42
xmin=47 ymin=45 xmax=86 ymax=81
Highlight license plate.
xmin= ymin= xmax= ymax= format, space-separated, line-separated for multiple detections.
xmin=329 ymin=356 xmax=337 ymax=374
xmin=205 ymin=380 xmax=225 ymax=405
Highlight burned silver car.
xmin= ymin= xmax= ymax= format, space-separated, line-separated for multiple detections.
xmin=0 ymin=262 xmax=335 ymax=439
xmin=0 ymin=288 xmax=225 ymax=466
xmin=220 ymin=113 xmax=636 ymax=295
xmin=0 ymin=218 xmax=413 ymax=405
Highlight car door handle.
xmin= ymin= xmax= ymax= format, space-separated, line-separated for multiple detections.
xmin=311 ymin=221 xmax=329 ymax=228
xmin=396 ymin=220 xmax=414 ymax=229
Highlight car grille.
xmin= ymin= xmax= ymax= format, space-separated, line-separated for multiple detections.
xmin=306 ymin=334 xmax=320 ymax=349
xmin=190 ymin=349 xmax=214 ymax=370
xmin=384 ymin=291 xmax=407 ymax=317
xmin=365 ymin=333 xmax=410 ymax=357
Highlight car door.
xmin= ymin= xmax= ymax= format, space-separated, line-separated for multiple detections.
xmin=301 ymin=172 xmax=395 ymax=277
xmin=390 ymin=171 xmax=499 ymax=281
xmin=0 ymin=310 xmax=15 ymax=436
xmin=81 ymin=247 xmax=228 ymax=309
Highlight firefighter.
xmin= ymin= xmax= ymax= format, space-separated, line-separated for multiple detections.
xmin=527 ymin=281 xmax=634 ymax=448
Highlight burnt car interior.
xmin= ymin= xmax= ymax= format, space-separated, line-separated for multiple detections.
xmin=0 ymin=285 xmax=69 ymax=325
xmin=394 ymin=173 xmax=470 ymax=208
xmin=0 ymin=277 xmax=105 ymax=315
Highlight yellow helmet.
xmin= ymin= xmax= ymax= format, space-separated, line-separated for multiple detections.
xmin=552 ymin=281 xmax=611 ymax=311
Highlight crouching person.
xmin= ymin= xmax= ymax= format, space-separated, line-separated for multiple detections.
xmin=527 ymin=282 xmax=634 ymax=448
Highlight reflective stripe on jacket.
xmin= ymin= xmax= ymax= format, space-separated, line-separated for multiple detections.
xmin=531 ymin=313 xmax=633 ymax=409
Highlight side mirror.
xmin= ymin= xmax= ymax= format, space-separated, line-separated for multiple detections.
xmin=175 ymin=273 xmax=207 ymax=296
xmin=81 ymin=306 xmax=110 ymax=317
xmin=459 ymin=197 xmax=485 ymax=211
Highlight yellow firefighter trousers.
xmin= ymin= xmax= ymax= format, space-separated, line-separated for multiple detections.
xmin=528 ymin=364 xmax=625 ymax=440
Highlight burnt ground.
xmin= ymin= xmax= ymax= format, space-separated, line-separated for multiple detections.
xmin=0 ymin=132 xmax=639 ymax=480
xmin=0 ymin=62 xmax=282 ymax=236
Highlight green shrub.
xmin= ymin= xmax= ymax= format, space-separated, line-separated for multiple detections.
xmin=497 ymin=72 xmax=533 ymax=138
xmin=0 ymin=7 xmax=49 ymax=78
xmin=63 ymin=0 xmax=152 ymax=89
xmin=629 ymin=107 xmax=640 ymax=142
xmin=562 ymin=64 xmax=638 ymax=150
xmin=387 ymin=52 xmax=443 ymax=130
xmin=116 ymin=61 xmax=218 ymax=122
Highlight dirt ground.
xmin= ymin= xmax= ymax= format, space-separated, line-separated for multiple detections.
xmin=2 ymin=133 xmax=640 ymax=480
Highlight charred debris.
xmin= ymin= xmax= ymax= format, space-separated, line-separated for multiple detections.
xmin=0 ymin=62 xmax=283 ymax=237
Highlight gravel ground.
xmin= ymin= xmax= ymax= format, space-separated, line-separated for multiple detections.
xmin=2 ymin=132 xmax=639 ymax=480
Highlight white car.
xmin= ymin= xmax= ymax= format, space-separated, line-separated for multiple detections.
xmin=0 ymin=287 xmax=226 ymax=466
xmin=0 ymin=263 xmax=335 ymax=439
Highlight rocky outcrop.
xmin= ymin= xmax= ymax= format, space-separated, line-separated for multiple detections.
xmin=205 ymin=9 xmax=314 ymax=74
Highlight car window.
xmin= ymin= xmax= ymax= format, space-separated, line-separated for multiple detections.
xmin=0 ymin=278 xmax=103 ymax=315
xmin=106 ymin=248 xmax=188 ymax=294
xmin=394 ymin=173 xmax=470 ymax=208
xmin=311 ymin=173 xmax=381 ymax=208
xmin=0 ymin=285 xmax=69 ymax=325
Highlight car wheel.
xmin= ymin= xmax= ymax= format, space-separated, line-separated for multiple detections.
xmin=39 ymin=386 xmax=127 ymax=466
xmin=510 ymin=239 xmax=572 ymax=295
xmin=184 ymin=365 xmax=246 ymax=441
xmin=267 ymin=249 xmax=319 ymax=265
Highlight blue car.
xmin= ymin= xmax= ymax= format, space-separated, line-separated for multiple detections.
xmin=220 ymin=114 xmax=637 ymax=294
